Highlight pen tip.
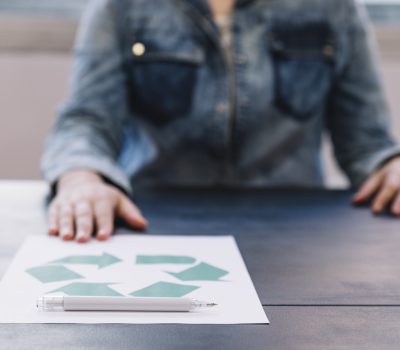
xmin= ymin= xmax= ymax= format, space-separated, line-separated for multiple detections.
xmin=208 ymin=303 xmax=218 ymax=307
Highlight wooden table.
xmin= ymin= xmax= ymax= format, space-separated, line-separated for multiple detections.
xmin=1 ymin=181 xmax=400 ymax=349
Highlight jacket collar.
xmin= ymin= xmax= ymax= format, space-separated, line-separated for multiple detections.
xmin=187 ymin=0 xmax=254 ymax=17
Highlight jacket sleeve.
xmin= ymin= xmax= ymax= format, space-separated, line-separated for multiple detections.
xmin=327 ymin=0 xmax=400 ymax=187
xmin=41 ymin=0 xmax=133 ymax=194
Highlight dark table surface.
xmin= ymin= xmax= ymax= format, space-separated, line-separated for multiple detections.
xmin=137 ymin=188 xmax=400 ymax=305
xmin=1 ymin=183 xmax=400 ymax=350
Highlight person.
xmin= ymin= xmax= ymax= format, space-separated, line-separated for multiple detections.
xmin=42 ymin=0 xmax=400 ymax=243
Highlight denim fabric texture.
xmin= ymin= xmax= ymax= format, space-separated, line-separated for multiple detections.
xmin=42 ymin=0 xmax=400 ymax=194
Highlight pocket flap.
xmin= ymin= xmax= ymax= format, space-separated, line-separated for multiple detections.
xmin=129 ymin=39 xmax=204 ymax=65
xmin=269 ymin=21 xmax=335 ymax=61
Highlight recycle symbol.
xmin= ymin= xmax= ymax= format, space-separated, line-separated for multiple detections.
xmin=25 ymin=253 xmax=229 ymax=298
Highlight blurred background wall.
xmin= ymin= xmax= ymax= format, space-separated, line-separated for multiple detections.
xmin=0 ymin=0 xmax=399 ymax=188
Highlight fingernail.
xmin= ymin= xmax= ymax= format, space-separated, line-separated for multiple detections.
xmin=61 ymin=232 xmax=73 ymax=240
xmin=138 ymin=219 xmax=148 ymax=229
xmin=97 ymin=232 xmax=109 ymax=241
xmin=48 ymin=227 xmax=58 ymax=236
xmin=98 ymin=228 xmax=110 ymax=235
xmin=135 ymin=214 xmax=146 ymax=223
xmin=131 ymin=215 xmax=147 ymax=226
xmin=76 ymin=230 xmax=89 ymax=242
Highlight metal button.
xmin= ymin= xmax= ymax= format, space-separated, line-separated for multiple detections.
xmin=132 ymin=42 xmax=146 ymax=56
xmin=323 ymin=45 xmax=334 ymax=57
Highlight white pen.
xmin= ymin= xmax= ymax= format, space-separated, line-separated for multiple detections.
xmin=36 ymin=295 xmax=217 ymax=312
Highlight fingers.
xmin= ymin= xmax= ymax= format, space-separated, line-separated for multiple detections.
xmin=47 ymin=180 xmax=147 ymax=243
xmin=372 ymin=186 xmax=397 ymax=214
xmin=49 ymin=200 xmax=94 ymax=243
xmin=94 ymin=200 xmax=114 ymax=241
xmin=352 ymin=170 xmax=384 ymax=204
xmin=353 ymin=158 xmax=400 ymax=216
xmin=58 ymin=203 xmax=74 ymax=240
xmin=372 ymin=172 xmax=400 ymax=214
xmin=391 ymin=193 xmax=400 ymax=216
xmin=74 ymin=201 xmax=94 ymax=243
xmin=116 ymin=195 xmax=148 ymax=230
xmin=47 ymin=202 xmax=59 ymax=236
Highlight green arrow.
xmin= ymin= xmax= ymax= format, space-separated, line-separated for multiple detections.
xmin=50 ymin=282 xmax=122 ymax=296
xmin=130 ymin=281 xmax=199 ymax=298
xmin=136 ymin=255 xmax=196 ymax=264
xmin=49 ymin=252 xmax=121 ymax=269
xmin=26 ymin=265 xmax=83 ymax=283
xmin=167 ymin=262 xmax=228 ymax=281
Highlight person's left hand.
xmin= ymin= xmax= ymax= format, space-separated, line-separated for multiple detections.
xmin=353 ymin=157 xmax=400 ymax=216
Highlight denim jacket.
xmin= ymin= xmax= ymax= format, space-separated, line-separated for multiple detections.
xmin=42 ymin=0 xmax=400 ymax=194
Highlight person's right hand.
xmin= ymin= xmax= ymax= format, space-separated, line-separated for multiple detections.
xmin=47 ymin=170 xmax=148 ymax=243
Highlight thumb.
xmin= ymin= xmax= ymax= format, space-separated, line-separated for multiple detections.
xmin=116 ymin=194 xmax=148 ymax=230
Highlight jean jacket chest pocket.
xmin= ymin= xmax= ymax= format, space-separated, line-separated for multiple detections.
xmin=269 ymin=22 xmax=336 ymax=121
xmin=128 ymin=39 xmax=204 ymax=126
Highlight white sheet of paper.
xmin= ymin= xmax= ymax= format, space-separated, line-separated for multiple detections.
xmin=0 ymin=234 xmax=268 ymax=324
